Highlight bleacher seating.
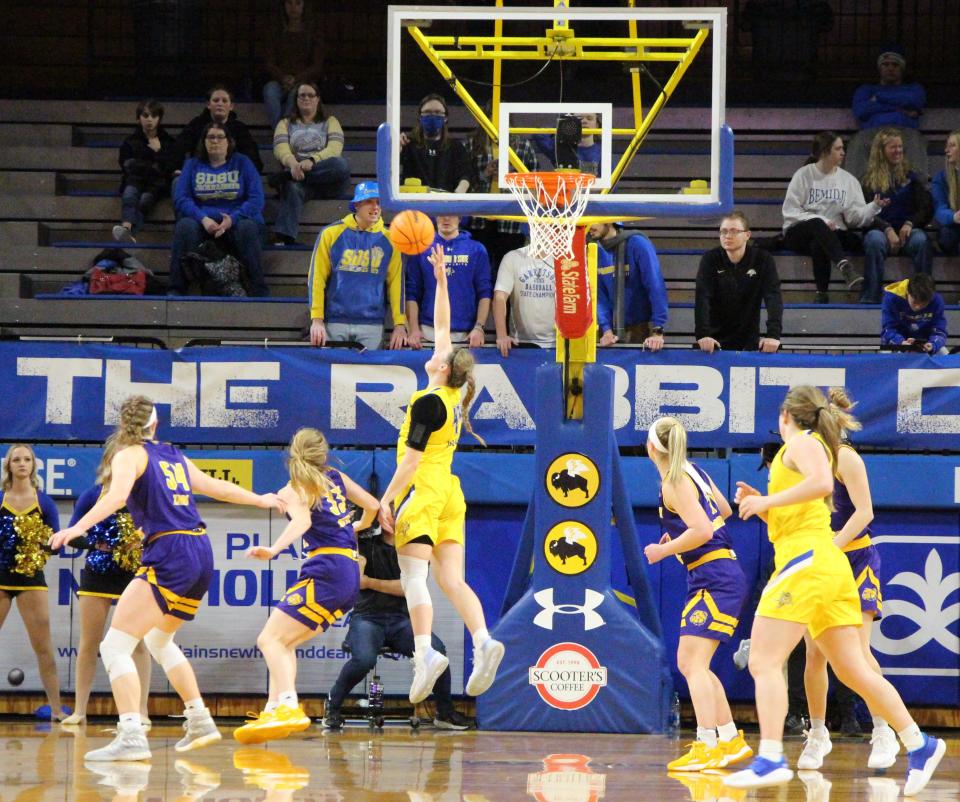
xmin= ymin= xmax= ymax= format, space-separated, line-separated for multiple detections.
xmin=1 ymin=99 xmax=958 ymax=348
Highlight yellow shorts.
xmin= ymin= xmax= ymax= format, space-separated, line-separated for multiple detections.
xmin=756 ymin=538 xmax=862 ymax=639
xmin=394 ymin=474 xmax=466 ymax=549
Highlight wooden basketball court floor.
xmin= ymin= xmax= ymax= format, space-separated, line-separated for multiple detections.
xmin=1 ymin=720 xmax=956 ymax=800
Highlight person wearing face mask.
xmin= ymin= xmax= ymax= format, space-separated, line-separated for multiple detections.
xmin=400 ymin=94 xmax=473 ymax=194
xmin=113 ymin=99 xmax=178 ymax=244
xmin=174 ymin=84 xmax=263 ymax=174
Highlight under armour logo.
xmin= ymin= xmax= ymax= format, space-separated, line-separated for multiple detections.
xmin=533 ymin=588 xmax=605 ymax=631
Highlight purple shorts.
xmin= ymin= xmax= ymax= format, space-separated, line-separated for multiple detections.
xmin=680 ymin=556 xmax=748 ymax=642
xmin=135 ymin=531 xmax=213 ymax=621
xmin=845 ymin=544 xmax=883 ymax=619
xmin=277 ymin=554 xmax=360 ymax=632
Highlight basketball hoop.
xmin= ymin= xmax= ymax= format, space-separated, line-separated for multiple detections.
xmin=503 ymin=171 xmax=596 ymax=261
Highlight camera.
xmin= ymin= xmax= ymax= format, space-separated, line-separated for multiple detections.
xmin=554 ymin=114 xmax=582 ymax=170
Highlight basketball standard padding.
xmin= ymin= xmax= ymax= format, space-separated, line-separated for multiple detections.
xmin=388 ymin=210 xmax=435 ymax=255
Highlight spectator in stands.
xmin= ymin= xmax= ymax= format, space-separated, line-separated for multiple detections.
xmin=587 ymin=222 xmax=668 ymax=350
xmin=860 ymin=128 xmax=933 ymax=304
xmin=534 ymin=113 xmax=602 ymax=175
xmin=932 ymin=129 xmax=960 ymax=256
xmin=880 ymin=273 xmax=948 ymax=354
xmin=169 ymin=122 xmax=267 ymax=297
xmin=113 ymin=99 xmax=177 ymax=244
xmin=323 ymin=523 xmax=474 ymax=731
xmin=174 ymin=85 xmax=263 ymax=174
xmin=695 ymin=212 xmax=782 ymax=353
xmin=406 ymin=215 xmax=491 ymax=349
xmin=493 ymin=246 xmax=557 ymax=355
xmin=308 ymin=182 xmax=406 ymax=350
xmin=262 ymin=0 xmax=324 ymax=131
xmin=270 ymin=83 xmax=350 ymax=246
xmin=468 ymin=103 xmax=538 ymax=275
xmin=400 ymin=94 xmax=472 ymax=193
xmin=846 ymin=46 xmax=928 ymax=181
xmin=782 ymin=131 xmax=887 ymax=304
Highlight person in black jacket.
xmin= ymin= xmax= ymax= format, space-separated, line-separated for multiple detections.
xmin=695 ymin=212 xmax=783 ymax=353
xmin=400 ymin=93 xmax=472 ymax=193
xmin=113 ymin=99 xmax=178 ymax=243
xmin=173 ymin=85 xmax=264 ymax=174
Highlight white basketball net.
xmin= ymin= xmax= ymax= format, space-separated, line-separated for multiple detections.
xmin=503 ymin=172 xmax=596 ymax=261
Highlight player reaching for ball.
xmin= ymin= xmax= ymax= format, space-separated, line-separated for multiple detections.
xmin=307 ymin=181 xmax=407 ymax=350
xmin=378 ymin=243 xmax=504 ymax=705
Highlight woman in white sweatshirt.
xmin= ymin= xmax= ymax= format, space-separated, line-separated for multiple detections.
xmin=782 ymin=132 xmax=887 ymax=303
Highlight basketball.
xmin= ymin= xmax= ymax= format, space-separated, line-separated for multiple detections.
xmin=7 ymin=669 xmax=24 ymax=687
xmin=388 ymin=210 xmax=435 ymax=256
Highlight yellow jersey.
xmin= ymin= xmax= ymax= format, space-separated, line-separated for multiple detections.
xmin=766 ymin=430 xmax=833 ymax=546
xmin=396 ymin=385 xmax=463 ymax=476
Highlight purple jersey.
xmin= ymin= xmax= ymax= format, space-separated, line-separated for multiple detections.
xmin=300 ymin=470 xmax=357 ymax=554
xmin=658 ymin=461 xmax=734 ymax=567
xmin=831 ymin=445 xmax=871 ymax=541
xmin=127 ymin=441 xmax=204 ymax=537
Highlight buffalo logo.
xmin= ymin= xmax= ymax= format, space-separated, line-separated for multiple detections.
xmin=546 ymin=453 xmax=599 ymax=508
xmin=544 ymin=522 xmax=597 ymax=575
xmin=689 ymin=610 xmax=708 ymax=626
xmin=776 ymin=592 xmax=793 ymax=608
xmin=285 ymin=593 xmax=303 ymax=606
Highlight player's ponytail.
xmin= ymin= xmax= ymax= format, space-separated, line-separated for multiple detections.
xmin=651 ymin=416 xmax=687 ymax=485
xmin=447 ymin=348 xmax=486 ymax=446
xmin=827 ymin=387 xmax=862 ymax=437
xmin=782 ymin=385 xmax=841 ymax=509
xmin=287 ymin=427 xmax=334 ymax=509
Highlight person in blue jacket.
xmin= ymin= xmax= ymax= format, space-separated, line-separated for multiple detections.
xmin=588 ymin=222 xmax=668 ymax=350
xmin=307 ymin=181 xmax=407 ymax=350
xmin=880 ymin=273 xmax=948 ymax=355
xmin=931 ymin=130 xmax=960 ymax=256
xmin=169 ymin=121 xmax=267 ymax=297
xmin=406 ymin=215 xmax=492 ymax=349
xmin=852 ymin=47 xmax=925 ymax=131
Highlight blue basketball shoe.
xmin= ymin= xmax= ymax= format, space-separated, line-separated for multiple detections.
xmin=724 ymin=755 xmax=793 ymax=788
xmin=903 ymin=734 xmax=946 ymax=797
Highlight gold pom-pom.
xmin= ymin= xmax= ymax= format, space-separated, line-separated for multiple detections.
xmin=12 ymin=513 xmax=53 ymax=577
xmin=112 ymin=512 xmax=143 ymax=574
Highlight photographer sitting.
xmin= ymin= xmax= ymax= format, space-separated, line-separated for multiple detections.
xmin=880 ymin=273 xmax=948 ymax=354
xmin=322 ymin=521 xmax=474 ymax=730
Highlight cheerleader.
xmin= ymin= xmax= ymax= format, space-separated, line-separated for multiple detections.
xmin=643 ymin=417 xmax=751 ymax=772
xmin=234 ymin=427 xmax=379 ymax=743
xmin=727 ymin=385 xmax=945 ymax=795
xmin=49 ymin=396 xmax=285 ymax=762
xmin=797 ymin=388 xmax=898 ymax=771
xmin=0 ymin=443 xmax=66 ymax=720
xmin=60 ymin=439 xmax=151 ymax=727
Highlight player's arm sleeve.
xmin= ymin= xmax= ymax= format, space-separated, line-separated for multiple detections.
xmin=406 ymin=394 xmax=447 ymax=451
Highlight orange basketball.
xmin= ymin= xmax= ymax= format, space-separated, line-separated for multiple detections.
xmin=388 ymin=210 xmax=435 ymax=255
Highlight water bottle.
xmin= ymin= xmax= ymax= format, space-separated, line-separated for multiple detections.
xmin=369 ymin=677 xmax=383 ymax=710
xmin=668 ymin=691 xmax=681 ymax=738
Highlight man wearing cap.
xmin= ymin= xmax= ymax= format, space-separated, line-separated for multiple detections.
xmin=847 ymin=46 xmax=928 ymax=180
xmin=307 ymin=181 xmax=407 ymax=349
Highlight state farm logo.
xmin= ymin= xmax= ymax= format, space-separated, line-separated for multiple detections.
xmin=528 ymin=642 xmax=607 ymax=710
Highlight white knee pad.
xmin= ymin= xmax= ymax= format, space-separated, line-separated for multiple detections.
xmin=398 ymin=555 xmax=432 ymax=609
xmin=100 ymin=628 xmax=140 ymax=682
xmin=143 ymin=627 xmax=188 ymax=673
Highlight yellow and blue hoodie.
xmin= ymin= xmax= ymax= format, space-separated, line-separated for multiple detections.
xmin=880 ymin=278 xmax=947 ymax=351
xmin=308 ymin=214 xmax=405 ymax=326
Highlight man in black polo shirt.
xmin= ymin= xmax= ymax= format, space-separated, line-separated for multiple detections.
xmin=322 ymin=524 xmax=474 ymax=730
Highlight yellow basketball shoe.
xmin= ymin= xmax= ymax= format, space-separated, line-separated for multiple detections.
xmin=667 ymin=771 xmax=726 ymax=800
xmin=233 ymin=705 xmax=311 ymax=744
xmin=668 ymin=740 xmax=722 ymax=772
xmin=715 ymin=731 xmax=753 ymax=768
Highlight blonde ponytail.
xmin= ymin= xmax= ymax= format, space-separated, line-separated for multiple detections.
xmin=287 ymin=427 xmax=334 ymax=509
xmin=448 ymin=348 xmax=485 ymax=446
xmin=827 ymin=387 xmax=862 ymax=437
xmin=652 ymin=417 xmax=688 ymax=485
xmin=99 ymin=396 xmax=155 ymax=488
xmin=782 ymin=385 xmax=841 ymax=509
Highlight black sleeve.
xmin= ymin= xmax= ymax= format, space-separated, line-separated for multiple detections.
xmin=232 ymin=122 xmax=263 ymax=173
xmin=693 ymin=250 xmax=714 ymax=340
xmin=911 ymin=178 xmax=934 ymax=229
xmin=760 ymin=251 xmax=784 ymax=340
xmin=406 ymin=393 xmax=447 ymax=451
